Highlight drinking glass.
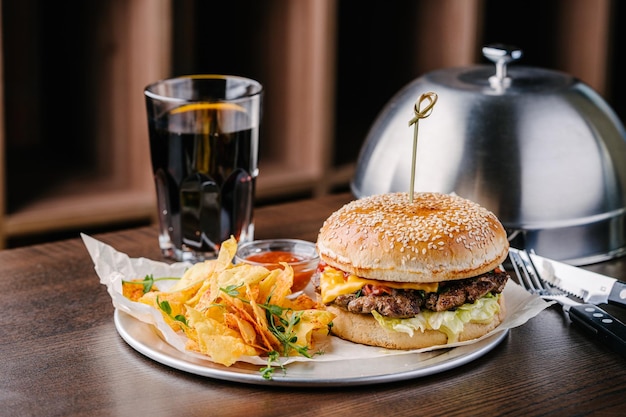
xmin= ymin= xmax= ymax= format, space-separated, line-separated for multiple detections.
xmin=144 ymin=75 xmax=262 ymax=261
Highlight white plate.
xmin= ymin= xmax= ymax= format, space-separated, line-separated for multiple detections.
xmin=114 ymin=310 xmax=508 ymax=386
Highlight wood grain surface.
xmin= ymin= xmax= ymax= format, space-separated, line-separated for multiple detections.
xmin=1 ymin=193 xmax=625 ymax=417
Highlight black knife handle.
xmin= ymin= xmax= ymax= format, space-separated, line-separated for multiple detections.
xmin=568 ymin=304 xmax=626 ymax=355
xmin=609 ymin=281 xmax=626 ymax=307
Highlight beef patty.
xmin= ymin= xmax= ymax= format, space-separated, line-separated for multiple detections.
xmin=321 ymin=270 xmax=509 ymax=319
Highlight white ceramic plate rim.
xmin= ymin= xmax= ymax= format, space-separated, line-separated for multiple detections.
xmin=114 ymin=309 xmax=509 ymax=387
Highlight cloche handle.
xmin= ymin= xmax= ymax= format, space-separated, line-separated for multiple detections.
xmin=482 ymin=44 xmax=523 ymax=88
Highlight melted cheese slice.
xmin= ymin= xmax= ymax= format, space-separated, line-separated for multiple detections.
xmin=320 ymin=266 xmax=438 ymax=304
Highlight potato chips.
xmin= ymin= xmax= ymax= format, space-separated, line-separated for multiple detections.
xmin=130 ymin=237 xmax=334 ymax=367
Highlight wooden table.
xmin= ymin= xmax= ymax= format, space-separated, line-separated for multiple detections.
xmin=2 ymin=193 xmax=625 ymax=416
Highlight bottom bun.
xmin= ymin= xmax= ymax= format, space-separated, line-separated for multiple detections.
xmin=326 ymin=295 xmax=506 ymax=350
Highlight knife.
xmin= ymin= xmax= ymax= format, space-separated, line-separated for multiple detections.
xmin=512 ymin=249 xmax=626 ymax=355
xmin=529 ymin=252 xmax=626 ymax=308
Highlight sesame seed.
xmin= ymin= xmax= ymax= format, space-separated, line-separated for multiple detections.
xmin=321 ymin=192 xmax=501 ymax=259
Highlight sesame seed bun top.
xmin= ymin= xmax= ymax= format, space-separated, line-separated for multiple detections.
xmin=316 ymin=192 xmax=509 ymax=283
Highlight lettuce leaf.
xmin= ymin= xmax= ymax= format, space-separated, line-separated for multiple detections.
xmin=371 ymin=293 xmax=501 ymax=344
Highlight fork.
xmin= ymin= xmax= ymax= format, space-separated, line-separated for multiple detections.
xmin=509 ymin=248 xmax=626 ymax=353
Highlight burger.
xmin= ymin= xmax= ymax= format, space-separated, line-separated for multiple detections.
xmin=314 ymin=192 xmax=509 ymax=349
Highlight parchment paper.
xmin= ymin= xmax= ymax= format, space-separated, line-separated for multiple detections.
xmin=82 ymin=233 xmax=553 ymax=366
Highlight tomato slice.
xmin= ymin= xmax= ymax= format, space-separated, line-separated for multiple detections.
xmin=362 ymin=284 xmax=393 ymax=296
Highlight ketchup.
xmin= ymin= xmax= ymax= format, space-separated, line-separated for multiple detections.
xmin=246 ymin=251 xmax=302 ymax=264
xmin=245 ymin=251 xmax=314 ymax=292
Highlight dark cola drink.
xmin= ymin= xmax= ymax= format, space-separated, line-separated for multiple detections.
xmin=147 ymin=98 xmax=259 ymax=261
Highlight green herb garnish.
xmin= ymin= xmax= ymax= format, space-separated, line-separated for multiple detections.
xmin=156 ymin=295 xmax=188 ymax=326
xmin=122 ymin=274 xmax=180 ymax=294
xmin=260 ymin=351 xmax=284 ymax=380
xmin=220 ymin=284 xmax=315 ymax=379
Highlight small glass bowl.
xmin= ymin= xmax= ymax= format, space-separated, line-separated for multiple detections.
xmin=235 ymin=239 xmax=319 ymax=293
